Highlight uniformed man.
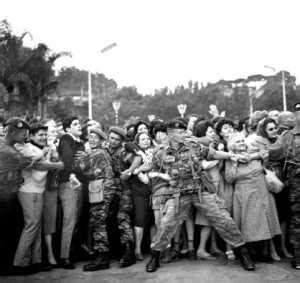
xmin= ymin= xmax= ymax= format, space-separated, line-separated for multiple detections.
xmin=73 ymin=127 xmax=116 ymax=271
xmin=105 ymin=127 xmax=136 ymax=268
xmin=269 ymin=103 xmax=300 ymax=269
xmin=0 ymin=118 xmax=32 ymax=274
xmin=146 ymin=119 xmax=255 ymax=272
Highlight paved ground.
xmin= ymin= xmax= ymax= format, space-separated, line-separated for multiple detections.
xmin=1 ymin=257 xmax=300 ymax=283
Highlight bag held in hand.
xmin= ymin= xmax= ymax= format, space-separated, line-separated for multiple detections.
xmin=264 ymin=168 xmax=284 ymax=194
xmin=89 ymin=179 xmax=104 ymax=203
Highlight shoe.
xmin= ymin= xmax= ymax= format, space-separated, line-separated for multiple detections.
xmin=83 ymin=253 xmax=110 ymax=272
xmin=235 ymin=246 xmax=255 ymax=271
xmin=60 ymin=259 xmax=75 ymax=270
xmin=197 ymin=251 xmax=216 ymax=260
xmin=225 ymin=250 xmax=236 ymax=261
xmin=146 ymin=250 xmax=160 ymax=272
xmin=119 ymin=242 xmax=136 ymax=268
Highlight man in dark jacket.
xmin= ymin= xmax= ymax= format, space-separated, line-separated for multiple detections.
xmin=57 ymin=116 xmax=85 ymax=269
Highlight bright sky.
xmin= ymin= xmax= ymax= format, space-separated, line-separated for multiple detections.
xmin=1 ymin=0 xmax=300 ymax=94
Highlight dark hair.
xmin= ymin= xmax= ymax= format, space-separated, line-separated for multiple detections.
xmin=193 ymin=120 xmax=213 ymax=138
xmin=237 ymin=117 xmax=249 ymax=132
xmin=215 ymin=118 xmax=235 ymax=138
xmin=29 ymin=123 xmax=48 ymax=135
xmin=134 ymin=120 xmax=149 ymax=136
xmin=152 ymin=122 xmax=167 ymax=139
xmin=63 ymin=116 xmax=78 ymax=132
xmin=257 ymin=118 xmax=277 ymax=141
xmin=80 ymin=125 xmax=89 ymax=142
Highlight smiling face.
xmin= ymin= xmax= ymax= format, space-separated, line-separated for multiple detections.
xmin=138 ymin=133 xmax=151 ymax=150
xmin=30 ymin=129 xmax=48 ymax=147
xmin=205 ymin=126 xmax=216 ymax=140
xmin=228 ymin=133 xmax=247 ymax=153
xmin=265 ymin=122 xmax=278 ymax=139
xmin=88 ymin=132 xmax=103 ymax=149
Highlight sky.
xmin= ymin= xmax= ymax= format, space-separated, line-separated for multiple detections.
xmin=1 ymin=0 xmax=300 ymax=94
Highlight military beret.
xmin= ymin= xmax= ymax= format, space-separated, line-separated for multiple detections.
xmin=109 ymin=126 xmax=127 ymax=139
xmin=293 ymin=102 xmax=300 ymax=112
xmin=90 ymin=127 xmax=107 ymax=140
xmin=4 ymin=117 xmax=30 ymax=130
xmin=167 ymin=119 xmax=187 ymax=130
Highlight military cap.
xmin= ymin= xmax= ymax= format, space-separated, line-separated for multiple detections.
xmin=293 ymin=102 xmax=300 ymax=112
xmin=167 ymin=118 xmax=187 ymax=130
xmin=109 ymin=126 xmax=127 ymax=140
xmin=4 ymin=117 xmax=30 ymax=130
xmin=90 ymin=127 xmax=107 ymax=140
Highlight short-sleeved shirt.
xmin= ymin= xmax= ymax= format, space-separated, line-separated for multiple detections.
xmin=15 ymin=143 xmax=47 ymax=194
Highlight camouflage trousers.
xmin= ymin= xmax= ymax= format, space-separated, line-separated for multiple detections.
xmin=151 ymin=191 xmax=245 ymax=251
xmin=289 ymin=178 xmax=300 ymax=250
xmin=89 ymin=185 xmax=117 ymax=253
xmin=116 ymin=180 xmax=134 ymax=245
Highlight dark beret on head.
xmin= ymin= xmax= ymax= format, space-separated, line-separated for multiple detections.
xmin=4 ymin=117 xmax=30 ymax=130
xmin=109 ymin=126 xmax=127 ymax=140
xmin=167 ymin=118 xmax=187 ymax=130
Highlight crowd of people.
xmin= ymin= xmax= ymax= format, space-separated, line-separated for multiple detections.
xmin=0 ymin=104 xmax=300 ymax=277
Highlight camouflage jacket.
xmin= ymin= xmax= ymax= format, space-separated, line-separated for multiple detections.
xmin=268 ymin=128 xmax=300 ymax=180
xmin=0 ymin=140 xmax=32 ymax=191
xmin=76 ymin=148 xmax=115 ymax=189
xmin=152 ymin=137 xmax=214 ymax=192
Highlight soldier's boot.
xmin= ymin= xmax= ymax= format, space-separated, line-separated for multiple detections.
xmin=234 ymin=245 xmax=255 ymax=271
xmin=146 ymin=250 xmax=160 ymax=273
xmin=291 ymin=247 xmax=300 ymax=270
xmin=83 ymin=252 xmax=110 ymax=272
xmin=119 ymin=242 xmax=136 ymax=268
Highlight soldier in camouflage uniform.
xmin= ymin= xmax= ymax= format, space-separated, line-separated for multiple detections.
xmin=105 ymin=127 xmax=136 ymax=268
xmin=146 ymin=119 xmax=255 ymax=272
xmin=269 ymin=103 xmax=300 ymax=269
xmin=0 ymin=118 xmax=32 ymax=275
xmin=74 ymin=128 xmax=116 ymax=271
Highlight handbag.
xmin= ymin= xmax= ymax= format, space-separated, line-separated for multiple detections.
xmin=264 ymin=168 xmax=284 ymax=194
xmin=88 ymin=179 xmax=104 ymax=203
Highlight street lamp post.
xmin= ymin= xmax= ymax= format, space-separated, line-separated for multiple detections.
xmin=264 ymin=65 xmax=287 ymax=111
xmin=177 ymin=104 xmax=187 ymax=118
xmin=88 ymin=42 xmax=117 ymax=119
xmin=112 ymin=101 xmax=121 ymax=125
